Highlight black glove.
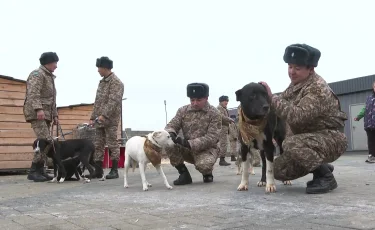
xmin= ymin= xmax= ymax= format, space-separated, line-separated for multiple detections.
xmin=175 ymin=137 xmax=191 ymax=149
xmin=169 ymin=132 xmax=177 ymax=142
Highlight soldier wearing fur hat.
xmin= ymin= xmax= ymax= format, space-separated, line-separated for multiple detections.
xmin=90 ymin=56 xmax=124 ymax=180
xmin=165 ymin=83 xmax=222 ymax=185
xmin=217 ymin=95 xmax=235 ymax=166
xmin=24 ymin=52 xmax=59 ymax=182
xmin=260 ymin=44 xmax=348 ymax=194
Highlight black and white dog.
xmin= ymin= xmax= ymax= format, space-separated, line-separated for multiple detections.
xmin=32 ymin=138 xmax=96 ymax=183
xmin=235 ymin=82 xmax=287 ymax=193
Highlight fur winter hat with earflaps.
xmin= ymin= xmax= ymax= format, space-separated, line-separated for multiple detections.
xmin=96 ymin=56 xmax=113 ymax=69
xmin=187 ymin=83 xmax=209 ymax=98
xmin=39 ymin=52 xmax=59 ymax=65
xmin=219 ymin=95 xmax=229 ymax=102
xmin=283 ymin=44 xmax=321 ymax=67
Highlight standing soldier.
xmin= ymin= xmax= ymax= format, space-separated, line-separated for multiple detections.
xmin=165 ymin=83 xmax=221 ymax=185
xmin=24 ymin=52 xmax=59 ymax=182
xmin=217 ymin=95 xmax=234 ymax=166
xmin=90 ymin=56 xmax=124 ymax=180
xmin=228 ymin=114 xmax=238 ymax=161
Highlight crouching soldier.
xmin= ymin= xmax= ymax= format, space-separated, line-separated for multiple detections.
xmin=24 ymin=52 xmax=59 ymax=182
xmin=165 ymin=83 xmax=221 ymax=185
xmin=90 ymin=56 xmax=124 ymax=180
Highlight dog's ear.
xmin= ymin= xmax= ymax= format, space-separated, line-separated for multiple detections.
xmin=32 ymin=139 xmax=37 ymax=148
xmin=152 ymin=131 xmax=162 ymax=138
xmin=235 ymin=89 xmax=242 ymax=102
xmin=258 ymin=82 xmax=267 ymax=92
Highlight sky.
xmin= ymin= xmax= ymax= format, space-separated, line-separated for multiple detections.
xmin=1 ymin=0 xmax=374 ymax=131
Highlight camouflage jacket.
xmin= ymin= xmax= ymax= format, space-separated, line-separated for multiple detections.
xmin=23 ymin=65 xmax=57 ymax=122
xmin=272 ymin=73 xmax=347 ymax=134
xmin=90 ymin=73 xmax=124 ymax=126
xmin=228 ymin=122 xmax=239 ymax=141
xmin=217 ymin=105 xmax=232 ymax=127
xmin=165 ymin=102 xmax=222 ymax=153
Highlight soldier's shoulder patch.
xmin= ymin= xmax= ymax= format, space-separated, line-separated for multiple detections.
xmin=32 ymin=70 xmax=39 ymax=77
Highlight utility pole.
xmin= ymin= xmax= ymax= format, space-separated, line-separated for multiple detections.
xmin=164 ymin=100 xmax=167 ymax=125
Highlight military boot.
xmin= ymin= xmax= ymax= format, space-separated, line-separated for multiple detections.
xmin=203 ymin=173 xmax=214 ymax=183
xmin=37 ymin=162 xmax=53 ymax=180
xmin=27 ymin=162 xmax=49 ymax=182
xmin=231 ymin=155 xmax=237 ymax=162
xmin=219 ymin=157 xmax=231 ymax=166
xmin=306 ymin=164 xmax=338 ymax=194
xmin=307 ymin=163 xmax=334 ymax=186
xmin=105 ymin=160 xmax=119 ymax=179
xmin=173 ymin=164 xmax=192 ymax=185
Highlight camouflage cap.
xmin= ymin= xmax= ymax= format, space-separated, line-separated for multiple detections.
xmin=39 ymin=52 xmax=59 ymax=65
xmin=187 ymin=83 xmax=209 ymax=98
xmin=283 ymin=44 xmax=321 ymax=67
xmin=96 ymin=56 xmax=113 ymax=69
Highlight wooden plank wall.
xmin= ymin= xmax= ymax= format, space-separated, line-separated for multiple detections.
xmin=0 ymin=78 xmax=34 ymax=170
xmin=57 ymin=105 xmax=122 ymax=140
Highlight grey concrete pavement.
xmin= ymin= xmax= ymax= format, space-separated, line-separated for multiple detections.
xmin=0 ymin=153 xmax=374 ymax=230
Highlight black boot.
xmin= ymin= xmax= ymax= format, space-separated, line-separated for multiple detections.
xmin=203 ymin=173 xmax=214 ymax=183
xmin=27 ymin=162 xmax=49 ymax=182
xmin=306 ymin=164 xmax=337 ymax=194
xmin=307 ymin=163 xmax=334 ymax=186
xmin=173 ymin=164 xmax=192 ymax=185
xmin=219 ymin=157 xmax=231 ymax=166
xmin=231 ymin=155 xmax=236 ymax=162
xmin=37 ymin=162 xmax=53 ymax=180
xmin=105 ymin=160 xmax=119 ymax=179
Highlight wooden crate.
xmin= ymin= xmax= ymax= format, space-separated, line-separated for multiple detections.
xmin=0 ymin=75 xmax=34 ymax=170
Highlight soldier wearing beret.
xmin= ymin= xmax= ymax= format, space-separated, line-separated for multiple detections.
xmin=90 ymin=56 xmax=124 ymax=180
xmin=24 ymin=52 xmax=59 ymax=182
xmin=260 ymin=44 xmax=348 ymax=194
xmin=165 ymin=83 xmax=221 ymax=185
xmin=217 ymin=95 xmax=235 ymax=165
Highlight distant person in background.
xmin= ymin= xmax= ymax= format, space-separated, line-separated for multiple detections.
xmin=90 ymin=56 xmax=124 ymax=180
xmin=228 ymin=114 xmax=239 ymax=161
xmin=354 ymin=82 xmax=375 ymax=163
xmin=217 ymin=95 xmax=235 ymax=166
xmin=24 ymin=52 xmax=59 ymax=182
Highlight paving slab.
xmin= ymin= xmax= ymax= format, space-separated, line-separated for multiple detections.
xmin=0 ymin=152 xmax=374 ymax=230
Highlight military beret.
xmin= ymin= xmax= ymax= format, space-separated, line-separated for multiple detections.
xmin=283 ymin=44 xmax=321 ymax=67
xmin=39 ymin=52 xmax=59 ymax=65
xmin=96 ymin=56 xmax=113 ymax=69
xmin=187 ymin=83 xmax=209 ymax=98
xmin=219 ymin=95 xmax=229 ymax=102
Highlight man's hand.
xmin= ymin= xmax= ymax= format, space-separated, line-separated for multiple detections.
xmin=37 ymin=110 xmax=45 ymax=120
xmin=169 ymin=132 xmax=177 ymax=142
xmin=89 ymin=120 xmax=94 ymax=126
xmin=175 ymin=137 xmax=191 ymax=149
xmin=258 ymin=81 xmax=273 ymax=99
xmin=98 ymin=115 xmax=106 ymax=122
xmin=354 ymin=117 xmax=359 ymax=121
xmin=53 ymin=117 xmax=59 ymax=125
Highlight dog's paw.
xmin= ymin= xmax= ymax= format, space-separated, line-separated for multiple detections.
xmin=143 ymin=186 xmax=149 ymax=191
xmin=265 ymin=183 xmax=277 ymax=193
xmin=249 ymin=169 xmax=255 ymax=175
xmin=58 ymin=178 xmax=65 ymax=183
xmin=147 ymin=183 xmax=152 ymax=187
xmin=167 ymin=185 xmax=173 ymax=190
xmin=124 ymin=184 xmax=129 ymax=188
xmin=99 ymin=176 xmax=105 ymax=181
xmin=237 ymin=183 xmax=248 ymax=191
xmin=49 ymin=177 xmax=57 ymax=183
xmin=84 ymin=178 xmax=91 ymax=183
xmin=257 ymin=181 xmax=266 ymax=187
xmin=283 ymin=180 xmax=292 ymax=185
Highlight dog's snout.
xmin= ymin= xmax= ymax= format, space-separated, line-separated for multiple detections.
xmin=263 ymin=105 xmax=269 ymax=112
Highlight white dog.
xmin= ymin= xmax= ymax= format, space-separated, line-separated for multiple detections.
xmin=123 ymin=130 xmax=175 ymax=191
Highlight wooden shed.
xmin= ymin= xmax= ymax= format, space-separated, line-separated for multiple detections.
xmin=0 ymin=75 xmax=35 ymax=170
xmin=57 ymin=103 xmax=123 ymax=140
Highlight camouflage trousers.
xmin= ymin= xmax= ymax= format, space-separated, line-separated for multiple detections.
xmin=229 ymin=140 xmax=237 ymax=156
xmin=165 ymin=144 xmax=218 ymax=175
xmin=274 ymin=130 xmax=348 ymax=181
xmin=31 ymin=120 xmax=51 ymax=163
xmin=94 ymin=126 xmax=120 ymax=162
xmin=218 ymin=126 xmax=229 ymax=158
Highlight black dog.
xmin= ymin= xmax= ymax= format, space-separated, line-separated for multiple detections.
xmin=32 ymin=138 xmax=96 ymax=183
xmin=235 ymin=82 xmax=286 ymax=193
xmin=59 ymin=157 xmax=85 ymax=181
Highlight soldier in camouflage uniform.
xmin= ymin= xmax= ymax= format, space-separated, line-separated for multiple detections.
xmin=90 ymin=57 xmax=124 ymax=180
xmin=217 ymin=95 xmax=234 ymax=166
xmin=165 ymin=83 xmax=221 ymax=185
xmin=260 ymin=44 xmax=348 ymax=194
xmin=228 ymin=115 xmax=238 ymax=162
xmin=24 ymin=52 xmax=59 ymax=182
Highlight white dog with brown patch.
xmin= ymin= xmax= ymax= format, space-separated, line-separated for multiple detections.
xmin=123 ymin=130 xmax=175 ymax=191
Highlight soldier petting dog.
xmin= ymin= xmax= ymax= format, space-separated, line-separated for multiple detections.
xmin=165 ymin=83 xmax=222 ymax=185
xmin=90 ymin=56 xmax=124 ymax=180
xmin=259 ymin=43 xmax=348 ymax=194
xmin=24 ymin=52 xmax=59 ymax=182
xmin=217 ymin=95 xmax=235 ymax=166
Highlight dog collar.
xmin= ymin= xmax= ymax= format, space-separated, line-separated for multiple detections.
xmin=238 ymin=107 xmax=268 ymax=146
